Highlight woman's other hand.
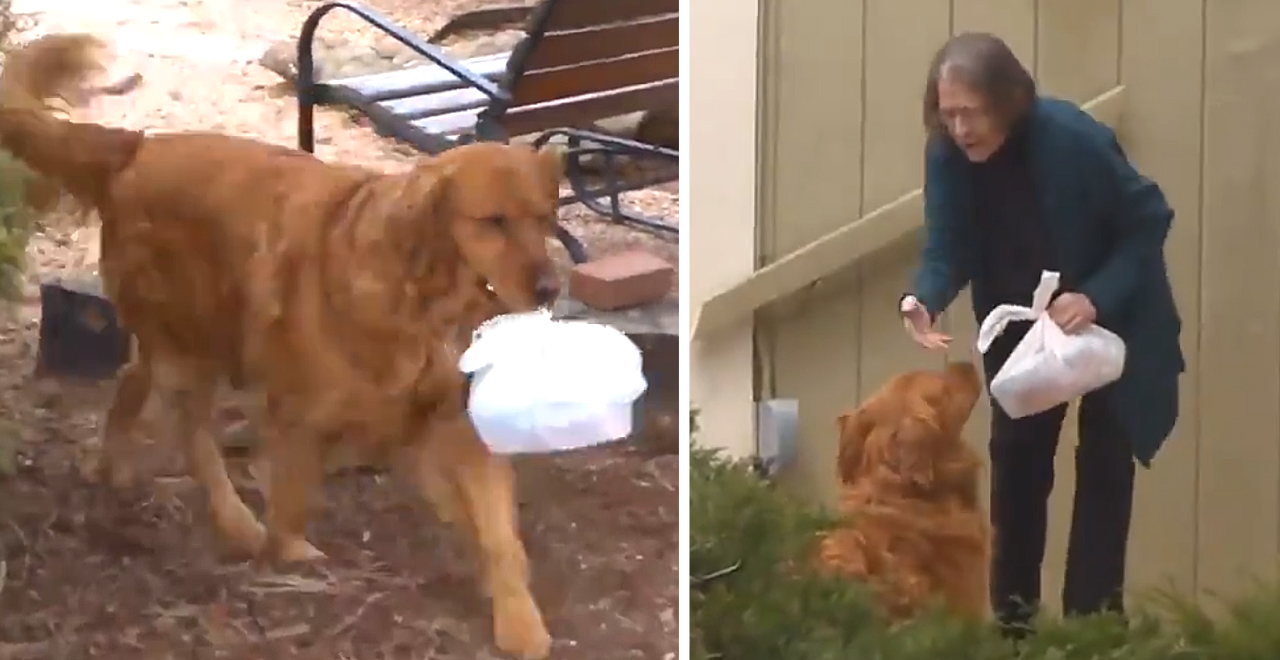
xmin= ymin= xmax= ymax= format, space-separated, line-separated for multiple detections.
xmin=1047 ymin=292 xmax=1097 ymax=334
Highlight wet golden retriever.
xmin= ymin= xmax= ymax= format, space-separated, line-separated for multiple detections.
xmin=0 ymin=33 xmax=561 ymax=658
xmin=818 ymin=361 xmax=991 ymax=622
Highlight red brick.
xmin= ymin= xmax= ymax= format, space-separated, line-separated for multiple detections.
xmin=568 ymin=250 xmax=675 ymax=311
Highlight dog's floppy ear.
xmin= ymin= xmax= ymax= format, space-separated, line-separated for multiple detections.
xmin=407 ymin=159 xmax=456 ymax=206
xmin=390 ymin=159 xmax=456 ymax=227
xmin=351 ymin=160 xmax=456 ymax=258
xmin=835 ymin=407 xmax=873 ymax=485
xmin=893 ymin=413 xmax=941 ymax=490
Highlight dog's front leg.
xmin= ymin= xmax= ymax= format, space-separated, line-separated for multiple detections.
xmin=260 ymin=403 xmax=327 ymax=564
xmin=423 ymin=416 xmax=550 ymax=660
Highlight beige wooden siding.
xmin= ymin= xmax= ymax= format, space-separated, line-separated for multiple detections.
xmin=738 ymin=0 xmax=1280 ymax=605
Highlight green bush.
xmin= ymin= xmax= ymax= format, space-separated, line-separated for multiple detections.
xmin=0 ymin=0 xmax=38 ymax=302
xmin=689 ymin=421 xmax=1280 ymax=660
xmin=0 ymin=150 xmax=39 ymax=302
xmin=0 ymin=153 xmax=31 ymax=475
xmin=0 ymin=0 xmax=44 ymax=477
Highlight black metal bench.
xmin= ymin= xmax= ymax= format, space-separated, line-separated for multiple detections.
xmin=295 ymin=0 xmax=679 ymax=264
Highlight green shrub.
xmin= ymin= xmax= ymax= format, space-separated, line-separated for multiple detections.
xmin=0 ymin=0 xmax=44 ymax=477
xmin=0 ymin=0 xmax=38 ymax=302
xmin=689 ymin=420 xmax=1280 ymax=660
xmin=0 ymin=149 xmax=39 ymax=302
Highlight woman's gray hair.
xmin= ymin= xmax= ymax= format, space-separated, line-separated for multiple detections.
xmin=922 ymin=32 xmax=1037 ymax=141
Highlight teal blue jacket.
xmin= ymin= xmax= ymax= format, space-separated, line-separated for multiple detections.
xmin=912 ymin=96 xmax=1184 ymax=466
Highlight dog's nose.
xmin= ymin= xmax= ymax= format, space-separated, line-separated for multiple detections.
xmin=534 ymin=273 xmax=560 ymax=305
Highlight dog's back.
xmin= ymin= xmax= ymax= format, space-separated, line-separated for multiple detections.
xmin=96 ymin=133 xmax=370 ymax=376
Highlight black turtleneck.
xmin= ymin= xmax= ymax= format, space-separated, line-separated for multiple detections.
xmin=969 ymin=120 xmax=1056 ymax=310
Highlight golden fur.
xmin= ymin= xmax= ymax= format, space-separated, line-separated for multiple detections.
xmin=818 ymin=361 xmax=992 ymax=622
xmin=2 ymin=33 xmax=142 ymax=214
xmin=0 ymin=33 xmax=564 ymax=659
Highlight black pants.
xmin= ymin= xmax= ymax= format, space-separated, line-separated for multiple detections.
xmin=981 ymin=326 xmax=1136 ymax=634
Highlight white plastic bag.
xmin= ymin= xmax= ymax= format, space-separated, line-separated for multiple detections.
xmin=458 ymin=309 xmax=648 ymax=454
xmin=976 ymin=271 xmax=1127 ymax=419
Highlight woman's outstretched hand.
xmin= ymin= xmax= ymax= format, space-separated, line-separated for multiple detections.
xmin=900 ymin=295 xmax=952 ymax=350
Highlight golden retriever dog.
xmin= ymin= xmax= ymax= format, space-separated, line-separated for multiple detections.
xmin=0 ymin=33 xmax=562 ymax=658
xmin=818 ymin=361 xmax=992 ymax=623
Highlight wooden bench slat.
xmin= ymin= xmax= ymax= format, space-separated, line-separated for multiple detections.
xmin=502 ymin=79 xmax=677 ymax=138
xmin=524 ymin=14 xmax=677 ymax=71
xmin=510 ymin=48 xmax=677 ymax=108
xmin=328 ymin=53 xmax=510 ymax=102
xmin=540 ymin=0 xmax=679 ymax=31
xmin=409 ymin=80 xmax=677 ymax=141
xmin=413 ymin=107 xmax=482 ymax=137
xmin=379 ymin=88 xmax=489 ymax=121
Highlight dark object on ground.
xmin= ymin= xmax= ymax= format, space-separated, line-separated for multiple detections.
xmin=628 ymin=330 xmax=677 ymax=456
xmin=634 ymin=105 xmax=678 ymax=150
xmin=295 ymin=0 xmax=680 ymax=262
xmin=35 ymin=278 xmax=130 ymax=380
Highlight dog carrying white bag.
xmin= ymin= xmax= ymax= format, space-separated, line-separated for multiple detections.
xmin=975 ymin=270 xmax=1127 ymax=419
xmin=458 ymin=309 xmax=648 ymax=454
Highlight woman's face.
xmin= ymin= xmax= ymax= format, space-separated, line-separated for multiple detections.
xmin=937 ymin=75 xmax=1006 ymax=162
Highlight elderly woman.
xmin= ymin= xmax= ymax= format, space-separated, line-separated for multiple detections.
xmin=899 ymin=33 xmax=1184 ymax=635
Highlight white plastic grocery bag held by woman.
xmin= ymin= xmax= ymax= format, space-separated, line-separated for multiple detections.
xmin=458 ymin=309 xmax=648 ymax=455
xmin=976 ymin=270 xmax=1126 ymax=419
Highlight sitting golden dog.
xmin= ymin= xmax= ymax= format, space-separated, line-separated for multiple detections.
xmin=0 ymin=33 xmax=562 ymax=659
xmin=818 ymin=361 xmax=992 ymax=622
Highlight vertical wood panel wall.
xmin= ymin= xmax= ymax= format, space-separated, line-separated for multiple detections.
xmin=757 ymin=0 xmax=1280 ymax=602
xmin=687 ymin=0 xmax=760 ymax=458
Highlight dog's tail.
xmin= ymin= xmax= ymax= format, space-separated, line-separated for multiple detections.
xmin=0 ymin=33 xmax=145 ymax=208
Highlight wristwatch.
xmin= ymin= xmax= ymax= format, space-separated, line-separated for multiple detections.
xmin=898 ymin=293 xmax=919 ymax=316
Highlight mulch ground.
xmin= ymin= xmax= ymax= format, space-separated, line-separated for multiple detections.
xmin=0 ymin=340 xmax=677 ymax=660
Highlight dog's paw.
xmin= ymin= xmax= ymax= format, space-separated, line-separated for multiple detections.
xmin=215 ymin=519 xmax=266 ymax=561
xmin=268 ymin=536 xmax=327 ymax=564
xmin=493 ymin=595 xmax=551 ymax=659
xmin=79 ymin=449 xmax=138 ymax=491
